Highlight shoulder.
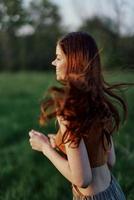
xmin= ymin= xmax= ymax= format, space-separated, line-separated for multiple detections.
xmin=107 ymin=136 xmax=116 ymax=167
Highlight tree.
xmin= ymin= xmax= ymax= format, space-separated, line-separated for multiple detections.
xmin=23 ymin=0 xmax=63 ymax=71
xmin=0 ymin=0 xmax=63 ymax=71
xmin=0 ymin=0 xmax=27 ymax=70
xmin=78 ymin=16 xmax=134 ymax=69
xmin=0 ymin=0 xmax=27 ymax=34
xmin=78 ymin=17 xmax=120 ymax=68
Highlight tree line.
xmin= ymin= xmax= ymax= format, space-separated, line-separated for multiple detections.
xmin=0 ymin=0 xmax=134 ymax=71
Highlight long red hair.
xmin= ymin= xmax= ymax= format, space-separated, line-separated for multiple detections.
xmin=40 ymin=32 xmax=132 ymax=150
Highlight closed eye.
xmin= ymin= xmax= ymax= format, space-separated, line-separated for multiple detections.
xmin=56 ymin=57 xmax=61 ymax=61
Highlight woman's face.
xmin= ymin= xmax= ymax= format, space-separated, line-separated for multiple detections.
xmin=52 ymin=44 xmax=67 ymax=81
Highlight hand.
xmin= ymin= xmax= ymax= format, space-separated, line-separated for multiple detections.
xmin=29 ymin=129 xmax=51 ymax=155
xmin=47 ymin=134 xmax=57 ymax=148
xmin=57 ymin=116 xmax=68 ymax=134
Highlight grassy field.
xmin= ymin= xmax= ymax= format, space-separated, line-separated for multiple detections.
xmin=0 ymin=71 xmax=134 ymax=200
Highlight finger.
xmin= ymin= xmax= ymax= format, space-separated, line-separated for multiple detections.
xmin=47 ymin=134 xmax=53 ymax=137
xmin=29 ymin=140 xmax=32 ymax=146
xmin=49 ymin=137 xmax=56 ymax=145
xmin=32 ymin=130 xmax=42 ymax=136
xmin=48 ymin=137 xmax=56 ymax=148
xmin=29 ymin=130 xmax=34 ymax=137
xmin=49 ymin=137 xmax=55 ymax=143
xmin=29 ymin=138 xmax=33 ymax=143
xmin=51 ymin=140 xmax=56 ymax=148
xmin=48 ymin=134 xmax=56 ymax=139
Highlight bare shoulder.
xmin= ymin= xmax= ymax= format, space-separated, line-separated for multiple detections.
xmin=107 ymin=136 xmax=116 ymax=167
xmin=57 ymin=115 xmax=92 ymax=187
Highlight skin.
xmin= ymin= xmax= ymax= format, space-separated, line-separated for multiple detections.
xmin=29 ymin=44 xmax=116 ymax=196
xmin=51 ymin=43 xmax=67 ymax=81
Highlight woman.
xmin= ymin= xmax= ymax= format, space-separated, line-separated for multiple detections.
xmin=29 ymin=32 xmax=127 ymax=200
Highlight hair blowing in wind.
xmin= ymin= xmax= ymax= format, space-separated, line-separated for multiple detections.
xmin=39 ymin=32 xmax=133 ymax=151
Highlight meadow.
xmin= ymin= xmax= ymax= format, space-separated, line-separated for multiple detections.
xmin=0 ymin=71 xmax=134 ymax=200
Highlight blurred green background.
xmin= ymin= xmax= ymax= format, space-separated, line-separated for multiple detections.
xmin=0 ymin=0 xmax=134 ymax=199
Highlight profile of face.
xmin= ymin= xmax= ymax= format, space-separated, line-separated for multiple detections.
xmin=52 ymin=44 xmax=67 ymax=81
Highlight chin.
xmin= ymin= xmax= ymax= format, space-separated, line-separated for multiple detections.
xmin=56 ymin=75 xmax=60 ymax=81
xmin=56 ymin=75 xmax=64 ymax=82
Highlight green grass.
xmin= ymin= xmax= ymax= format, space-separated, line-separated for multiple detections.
xmin=0 ymin=71 xmax=134 ymax=200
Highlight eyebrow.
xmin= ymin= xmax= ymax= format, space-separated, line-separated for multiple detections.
xmin=56 ymin=53 xmax=61 ymax=56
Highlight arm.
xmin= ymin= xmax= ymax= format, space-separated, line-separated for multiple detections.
xmin=29 ymin=130 xmax=88 ymax=187
xmin=63 ymin=137 xmax=92 ymax=188
xmin=57 ymin=117 xmax=92 ymax=188
xmin=44 ymin=145 xmax=74 ymax=184
xmin=45 ymin=139 xmax=92 ymax=188
xmin=29 ymin=124 xmax=92 ymax=187
xmin=107 ymin=136 xmax=116 ymax=169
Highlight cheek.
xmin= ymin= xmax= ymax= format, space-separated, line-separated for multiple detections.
xmin=57 ymin=61 xmax=66 ymax=69
xmin=61 ymin=63 xmax=67 ymax=74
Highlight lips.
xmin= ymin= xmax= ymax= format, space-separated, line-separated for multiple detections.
xmin=56 ymin=69 xmax=60 ymax=73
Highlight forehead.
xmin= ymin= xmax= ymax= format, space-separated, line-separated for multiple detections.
xmin=56 ymin=44 xmax=64 ymax=56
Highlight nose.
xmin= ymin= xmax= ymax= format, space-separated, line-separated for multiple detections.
xmin=52 ymin=59 xmax=56 ymax=66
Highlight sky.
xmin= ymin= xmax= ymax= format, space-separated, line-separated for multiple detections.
xmin=24 ymin=0 xmax=134 ymax=35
